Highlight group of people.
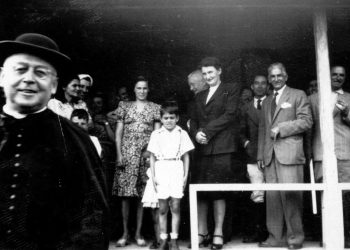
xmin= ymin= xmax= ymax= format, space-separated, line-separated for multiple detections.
xmin=0 ymin=32 xmax=349 ymax=250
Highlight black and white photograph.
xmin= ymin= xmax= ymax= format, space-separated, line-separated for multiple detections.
xmin=0 ymin=1 xmax=349 ymax=249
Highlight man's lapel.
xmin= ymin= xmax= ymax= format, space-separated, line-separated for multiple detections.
xmin=247 ymin=101 xmax=259 ymax=126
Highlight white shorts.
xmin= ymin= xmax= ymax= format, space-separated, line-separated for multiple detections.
xmin=155 ymin=160 xmax=184 ymax=199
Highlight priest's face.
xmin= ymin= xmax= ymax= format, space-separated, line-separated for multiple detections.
xmin=0 ymin=53 xmax=58 ymax=114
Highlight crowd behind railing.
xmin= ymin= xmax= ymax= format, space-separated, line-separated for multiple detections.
xmin=0 ymin=33 xmax=349 ymax=250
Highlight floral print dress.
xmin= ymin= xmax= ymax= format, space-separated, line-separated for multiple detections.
xmin=112 ymin=101 xmax=160 ymax=197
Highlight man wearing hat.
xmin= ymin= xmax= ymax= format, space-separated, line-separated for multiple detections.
xmin=0 ymin=33 xmax=109 ymax=249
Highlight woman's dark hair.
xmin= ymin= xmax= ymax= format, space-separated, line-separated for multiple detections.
xmin=160 ymin=100 xmax=179 ymax=117
xmin=61 ymin=74 xmax=80 ymax=88
xmin=70 ymin=109 xmax=89 ymax=121
xmin=54 ymin=75 xmax=80 ymax=102
xmin=198 ymin=57 xmax=222 ymax=70
xmin=134 ymin=75 xmax=148 ymax=86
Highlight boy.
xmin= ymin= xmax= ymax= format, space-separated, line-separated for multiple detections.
xmin=148 ymin=101 xmax=194 ymax=250
xmin=71 ymin=109 xmax=102 ymax=157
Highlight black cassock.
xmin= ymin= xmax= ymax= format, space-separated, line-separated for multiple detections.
xmin=0 ymin=109 xmax=109 ymax=249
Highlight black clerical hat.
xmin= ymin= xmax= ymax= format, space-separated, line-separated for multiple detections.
xmin=0 ymin=33 xmax=73 ymax=79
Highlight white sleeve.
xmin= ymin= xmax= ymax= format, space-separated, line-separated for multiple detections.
xmin=147 ymin=131 xmax=158 ymax=155
xmin=180 ymin=130 xmax=195 ymax=156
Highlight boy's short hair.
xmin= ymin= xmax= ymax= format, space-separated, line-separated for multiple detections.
xmin=160 ymin=100 xmax=179 ymax=117
xmin=71 ymin=109 xmax=89 ymax=121
xmin=198 ymin=57 xmax=222 ymax=70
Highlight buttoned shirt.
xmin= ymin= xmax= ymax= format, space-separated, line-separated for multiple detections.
xmin=147 ymin=125 xmax=194 ymax=160
xmin=273 ymin=84 xmax=287 ymax=104
xmin=254 ymin=96 xmax=267 ymax=109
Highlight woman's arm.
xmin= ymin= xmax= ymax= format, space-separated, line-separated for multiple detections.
xmin=104 ymin=122 xmax=115 ymax=142
xmin=154 ymin=121 xmax=161 ymax=130
xmin=115 ymin=121 xmax=124 ymax=167
xmin=150 ymin=153 xmax=157 ymax=192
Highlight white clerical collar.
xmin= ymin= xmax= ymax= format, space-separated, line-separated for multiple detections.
xmin=3 ymin=104 xmax=47 ymax=119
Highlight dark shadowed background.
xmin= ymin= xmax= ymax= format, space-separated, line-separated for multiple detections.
xmin=1 ymin=0 xmax=350 ymax=110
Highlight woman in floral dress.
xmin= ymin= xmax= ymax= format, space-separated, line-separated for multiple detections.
xmin=113 ymin=76 xmax=161 ymax=247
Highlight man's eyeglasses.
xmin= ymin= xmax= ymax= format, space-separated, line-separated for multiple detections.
xmin=7 ymin=65 xmax=57 ymax=80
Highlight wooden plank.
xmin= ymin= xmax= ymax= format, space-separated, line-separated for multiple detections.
xmin=313 ymin=8 xmax=344 ymax=250
xmin=190 ymin=183 xmax=325 ymax=191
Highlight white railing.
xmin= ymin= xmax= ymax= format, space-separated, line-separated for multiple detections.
xmin=189 ymin=183 xmax=350 ymax=250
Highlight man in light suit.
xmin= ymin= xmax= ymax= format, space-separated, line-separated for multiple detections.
xmin=257 ymin=63 xmax=312 ymax=249
xmin=240 ymin=75 xmax=269 ymax=243
xmin=308 ymin=65 xmax=350 ymax=247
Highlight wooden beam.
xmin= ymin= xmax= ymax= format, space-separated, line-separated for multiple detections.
xmin=313 ymin=8 xmax=344 ymax=250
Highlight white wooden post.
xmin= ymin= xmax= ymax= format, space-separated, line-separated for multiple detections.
xmin=189 ymin=186 xmax=199 ymax=250
xmin=313 ymin=8 xmax=344 ymax=250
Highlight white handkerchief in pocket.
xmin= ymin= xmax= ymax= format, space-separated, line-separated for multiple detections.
xmin=281 ymin=102 xmax=292 ymax=109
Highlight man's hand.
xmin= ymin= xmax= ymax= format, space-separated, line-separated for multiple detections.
xmin=270 ymin=127 xmax=280 ymax=141
xmin=257 ymin=160 xmax=265 ymax=171
xmin=336 ymin=100 xmax=350 ymax=117
xmin=195 ymin=131 xmax=208 ymax=145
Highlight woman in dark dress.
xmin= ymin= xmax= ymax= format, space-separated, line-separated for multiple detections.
xmin=190 ymin=57 xmax=243 ymax=249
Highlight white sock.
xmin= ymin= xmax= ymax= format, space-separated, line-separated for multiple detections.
xmin=160 ymin=233 xmax=168 ymax=240
xmin=170 ymin=232 xmax=178 ymax=239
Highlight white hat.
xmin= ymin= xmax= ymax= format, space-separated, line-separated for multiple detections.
xmin=78 ymin=74 xmax=93 ymax=86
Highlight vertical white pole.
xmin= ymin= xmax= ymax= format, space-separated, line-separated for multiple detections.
xmin=313 ymin=8 xmax=344 ymax=250
xmin=189 ymin=185 xmax=199 ymax=250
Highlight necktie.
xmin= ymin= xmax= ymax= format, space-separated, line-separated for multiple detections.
xmin=271 ymin=92 xmax=278 ymax=119
xmin=257 ymin=99 xmax=262 ymax=110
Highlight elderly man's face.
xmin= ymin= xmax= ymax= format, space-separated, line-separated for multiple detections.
xmin=268 ymin=66 xmax=288 ymax=91
xmin=188 ymin=76 xmax=206 ymax=95
xmin=0 ymin=53 xmax=57 ymax=113
xmin=331 ymin=66 xmax=346 ymax=90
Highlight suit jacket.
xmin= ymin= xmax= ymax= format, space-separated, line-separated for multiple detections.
xmin=257 ymin=86 xmax=312 ymax=166
xmin=308 ymin=91 xmax=350 ymax=161
xmin=240 ymin=100 xmax=263 ymax=163
xmin=190 ymin=82 xmax=240 ymax=155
